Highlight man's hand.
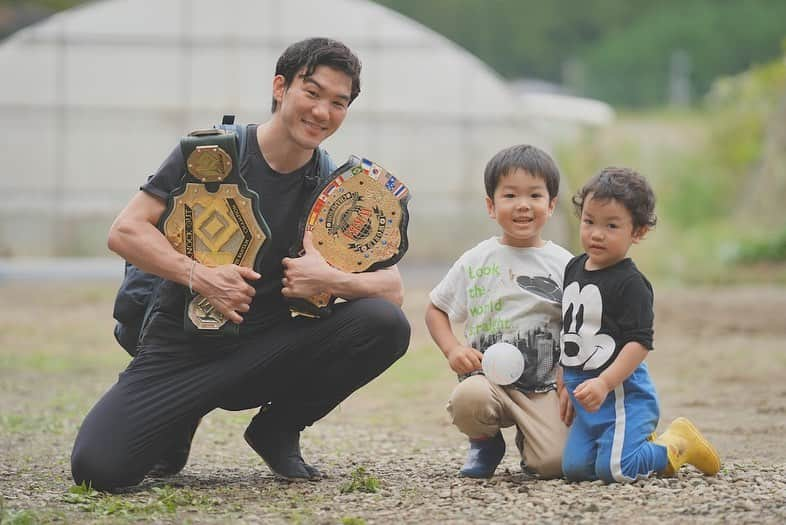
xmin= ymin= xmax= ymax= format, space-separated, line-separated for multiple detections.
xmin=573 ymin=377 xmax=611 ymax=413
xmin=197 ymin=264 xmax=260 ymax=324
xmin=281 ymin=230 xmax=336 ymax=299
xmin=446 ymin=345 xmax=484 ymax=375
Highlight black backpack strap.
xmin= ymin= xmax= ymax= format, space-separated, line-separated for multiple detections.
xmin=217 ymin=114 xmax=247 ymax=166
xmin=137 ymin=276 xmax=163 ymax=346
xmin=112 ymin=262 xmax=163 ymax=356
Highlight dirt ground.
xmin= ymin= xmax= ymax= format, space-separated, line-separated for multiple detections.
xmin=1 ymin=281 xmax=785 ymax=524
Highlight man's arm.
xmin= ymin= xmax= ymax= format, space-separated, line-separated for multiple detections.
xmin=281 ymin=231 xmax=404 ymax=306
xmin=108 ymin=191 xmax=260 ymax=324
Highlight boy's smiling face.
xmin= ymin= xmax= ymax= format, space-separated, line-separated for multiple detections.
xmin=580 ymin=194 xmax=647 ymax=270
xmin=486 ymin=169 xmax=556 ymax=248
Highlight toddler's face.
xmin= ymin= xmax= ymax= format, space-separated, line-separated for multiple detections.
xmin=579 ymin=194 xmax=646 ymax=270
xmin=485 ymin=169 xmax=556 ymax=248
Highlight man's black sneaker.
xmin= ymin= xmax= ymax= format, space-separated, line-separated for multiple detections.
xmin=243 ymin=424 xmax=321 ymax=481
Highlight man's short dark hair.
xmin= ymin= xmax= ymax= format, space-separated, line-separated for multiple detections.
xmin=271 ymin=37 xmax=362 ymax=113
xmin=572 ymin=167 xmax=658 ymax=230
xmin=483 ymin=144 xmax=561 ymax=200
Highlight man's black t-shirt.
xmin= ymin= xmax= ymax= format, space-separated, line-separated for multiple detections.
xmin=142 ymin=124 xmax=318 ymax=337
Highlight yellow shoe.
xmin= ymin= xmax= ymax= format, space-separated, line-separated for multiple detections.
xmin=654 ymin=417 xmax=721 ymax=476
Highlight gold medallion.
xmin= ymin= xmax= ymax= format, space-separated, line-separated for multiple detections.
xmin=186 ymin=145 xmax=233 ymax=183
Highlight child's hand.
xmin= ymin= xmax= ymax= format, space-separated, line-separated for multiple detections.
xmin=558 ymin=384 xmax=574 ymax=426
xmin=446 ymin=345 xmax=484 ymax=375
xmin=573 ymin=377 xmax=611 ymax=412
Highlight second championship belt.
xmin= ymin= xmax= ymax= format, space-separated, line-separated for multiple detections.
xmin=288 ymin=155 xmax=411 ymax=318
xmin=160 ymin=128 xmax=271 ymax=337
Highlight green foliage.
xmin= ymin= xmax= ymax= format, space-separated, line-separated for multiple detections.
xmin=0 ymin=497 xmax=40 ymax=525
xmin=705 ymin=59 xmax=786 ymax=173
xmin=735 ymin=227 xmax=786 ymax=263
xmin=342 ymin=517 xmax=367 ymax=525
xmin=63 ymin=482 xmax=215 ymax=518
xmin=375 ymin=0 xmax=655 ymax=81
xmin=650 ymin=48 xmax=786 ymax=235
xmin=0 ymin=412 xmax=64 ymax=434
xmin=581 ymin=0 xmax=786 ymax=107
xmin=558 ymin=49 xmax=786 ymax=282
xmin=658 ymin=153 xmax=734 ymax=227
xmin=340 ymin=467 xmax=381 ymax=494
xmin=377 ymin=0 xmax=786 ymax=107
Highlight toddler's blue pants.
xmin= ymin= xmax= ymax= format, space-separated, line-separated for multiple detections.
xmin=562 ymin=363 xmax=669 ymax=483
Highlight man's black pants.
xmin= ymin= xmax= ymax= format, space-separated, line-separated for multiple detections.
xmin=71 ymin=298 xmax=410 ymax=490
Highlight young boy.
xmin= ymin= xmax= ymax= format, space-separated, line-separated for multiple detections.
xmin=560 ymin=167 xmax=721 ymax=483
xmin=425 ymin=144 xmax=573 ymax=479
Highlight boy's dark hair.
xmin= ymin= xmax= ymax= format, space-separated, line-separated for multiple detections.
xmin=271 ymin=37 xmax=362 ymax=113
xmin=483 ymin=144 xmax=560 ymax=200
xmin=572 ymin=167 xmax=658 ymax=230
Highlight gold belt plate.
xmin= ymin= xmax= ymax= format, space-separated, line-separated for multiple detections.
xmin=162 ymin=183 xmax=267 ymax=330
xmin=291 ymin=156 xmax=410 ymax=316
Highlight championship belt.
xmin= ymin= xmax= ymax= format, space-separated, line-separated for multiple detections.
xmin=160 ymin=128 xmax=270 ymax=336
xmin=288 ymin=155 xmax=411 ymax=318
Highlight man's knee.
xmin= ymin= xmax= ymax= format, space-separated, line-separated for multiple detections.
xmin=71 ymin=445 xmax=145 ymax=491
xmin=356 ymin=298 xmax=411 ymax=355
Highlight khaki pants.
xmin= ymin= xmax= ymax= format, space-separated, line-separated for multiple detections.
xmin=447 ymin=375 xmax=567 ymax=478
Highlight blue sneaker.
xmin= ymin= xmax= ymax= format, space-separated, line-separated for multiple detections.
xmin=459 ymin=431 xmax=505 ymax=478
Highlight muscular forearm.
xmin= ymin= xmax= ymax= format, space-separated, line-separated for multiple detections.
xmin=109 ymin=191 xmax=259 ymax=323
xmin=598 ymin=342 xmax=649 ymax=391
xmin=281 ymin=232 xmax=404 ymax=305
xmin=328 ymin=265 xmax=404 ymax=306
xmin=108 ymin=192 xmax=194 ymax=287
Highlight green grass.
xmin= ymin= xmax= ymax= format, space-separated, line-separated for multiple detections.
xmin=63 ymin=483 xmax=218 ymax=519
xmin=340 ymin=467 xmax=381 ymax=494
xmin=342 ymin=517 xmax=367 ymax=525
xmin=0 ymin=413 xmax=66 ymax=435
xmin=0 ymin=498 xmax=41 ymax=525
xmin=0 ymin=351 xmax=126 ymax=373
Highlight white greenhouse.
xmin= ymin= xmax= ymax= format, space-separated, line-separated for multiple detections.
xmin=0 ymin=0 xmax=609 ymax=260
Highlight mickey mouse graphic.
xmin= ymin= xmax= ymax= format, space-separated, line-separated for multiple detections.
xmin=560 ymin=281 xmax=615 ymax=371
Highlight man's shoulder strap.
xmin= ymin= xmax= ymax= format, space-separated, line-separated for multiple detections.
xmin=315 ymin=148 xmax=336 ymax=182
xmin=216 ymin=114 xmax=248 ymax=162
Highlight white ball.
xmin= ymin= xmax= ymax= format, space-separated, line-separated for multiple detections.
xmin=482 ymin=342 xmax=525 ymax=385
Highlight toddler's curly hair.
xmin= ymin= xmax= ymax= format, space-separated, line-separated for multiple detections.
xmin=572 ymin=167 xmax=657 ymax=230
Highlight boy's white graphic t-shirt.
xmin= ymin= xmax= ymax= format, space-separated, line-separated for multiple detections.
xmin=430 ymin=237 xmax=572 ymax=392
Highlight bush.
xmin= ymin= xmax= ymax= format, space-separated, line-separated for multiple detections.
xmin=582 ymin=0 xmax=786 ymax=107
xmin=735 ymin=227 xmax=786 ymax=263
